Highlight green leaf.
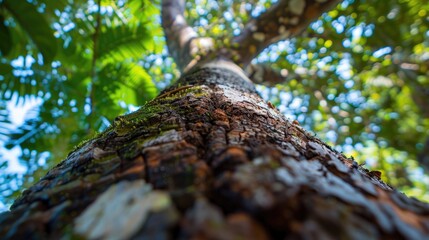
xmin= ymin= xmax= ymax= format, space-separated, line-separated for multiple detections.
xmin=101 ymin=62 xmax=157 ymax=106
xmin=0 ymin=14 xmax=12 ymax=56
xmin=3 ymin=0 xmax=57 ymax=62
xmin=98 ymin=24 xmax=153 ymax=63
xmin=0 ymin=102 xmax=12 ymax=142
xmin=0 ymin=62 xmax=12 ymax=74
xmin=127 ymin=63 xmax=157 ymax=104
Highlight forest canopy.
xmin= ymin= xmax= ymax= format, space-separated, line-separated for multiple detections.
xmin=0 ymin=0 xmax=428 ymax=210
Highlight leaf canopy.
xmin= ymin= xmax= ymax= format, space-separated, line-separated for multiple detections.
xmin=2 ymin=0 xmax=58 ymax=62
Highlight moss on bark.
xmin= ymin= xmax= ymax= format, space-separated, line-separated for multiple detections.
xmin=1 ymin=63 xmax=429 ymax=240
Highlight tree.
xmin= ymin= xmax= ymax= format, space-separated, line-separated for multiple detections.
xmin=2 ymin=0 xmax=429 ymax=205
xmin=1 ymin=0 xmax=429 ymax=239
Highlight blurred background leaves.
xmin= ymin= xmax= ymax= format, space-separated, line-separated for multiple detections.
xmin=0 ymin=0 xmax=170 ymax=207
xmin=0 ymin=0 xmax=428 ymax=209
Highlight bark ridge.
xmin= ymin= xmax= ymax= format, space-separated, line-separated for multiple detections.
xmin=1 ymin=65 xmax=428 ymax=239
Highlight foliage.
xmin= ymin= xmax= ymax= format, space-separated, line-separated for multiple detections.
xmin=0 ymin=0 xmax=428 ymax=209
xmin=0 ymin=0 xmax=168 ymax=207
xmin=184 ymin=0 xmax=429 ymax=199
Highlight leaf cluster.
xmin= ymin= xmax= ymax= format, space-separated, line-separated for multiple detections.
xmin=182 ymin=0 xmax=429 ymax=200
xmin=0 ymin=0 xmax=168 ymax=207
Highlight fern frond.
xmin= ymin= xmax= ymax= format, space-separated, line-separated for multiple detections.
xmin=98 ymin=24 xmax=153 ymax=63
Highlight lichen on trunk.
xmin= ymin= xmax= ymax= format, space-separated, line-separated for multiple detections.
xmin=1 ymin=61 xmax=428 ymax=239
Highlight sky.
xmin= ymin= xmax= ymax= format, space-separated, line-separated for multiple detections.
xmin=0 ymin=94 xmax=42 ymax=211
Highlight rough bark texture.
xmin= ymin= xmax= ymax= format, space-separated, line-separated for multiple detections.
xmin=1 ymin=61 xmax=429 ymax=239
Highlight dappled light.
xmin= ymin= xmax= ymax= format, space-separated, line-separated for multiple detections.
xmin=1 ymin=0 xmax=429 ymax=238
xmin=0 ymin=0 xmax=428 ymax=217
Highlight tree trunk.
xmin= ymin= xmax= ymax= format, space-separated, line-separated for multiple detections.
xmin=1 ymin=59 xmax=428 ymax=239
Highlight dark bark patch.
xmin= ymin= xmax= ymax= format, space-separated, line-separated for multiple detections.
xmin=180 ymin=197 xmax=269 ymax=239
xmin=212 ymin=146 xmax=249 ymax=175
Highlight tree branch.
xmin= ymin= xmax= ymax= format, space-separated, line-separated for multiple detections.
xmin=162 ymin=0 xmax=211 ymax=73
xmin=246 ymin=63 xmax=313 ymax=86
xmin=233 ymin=0 xmax=341 ymax=66
xmin=246 ymin=64 xmax=286 ymax=85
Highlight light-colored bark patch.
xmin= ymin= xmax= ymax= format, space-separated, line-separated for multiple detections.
xmin=142 ymin=129 xmax=182 ymax=147
xmin=290 ymin=17 xmax=300 ymax=25
xmin=289 ymin=0 xmax=306 ymax=15
xmin=278 ymin=159 xmax=367 ymax=206
xmin=253 ymin=32 xmax=266 ymax=42
xmin=278 ymin=25 xmax=287 ymax=34
xmin=74 ymin=180 xmax=172 ymax=240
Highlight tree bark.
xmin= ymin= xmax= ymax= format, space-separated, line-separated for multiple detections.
xmin=1 ymin=59 xmax=428 ymax=239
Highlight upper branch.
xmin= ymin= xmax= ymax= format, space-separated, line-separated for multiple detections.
xmin=162 ymin=0 xmax=215 ymax=73
xmin=246 ymin=63 xmax=304 ymax=85
xmin=161 ymin=0 xmax=198 ymax=72
xmin=232 ymin=0 xmax=341 ymax=67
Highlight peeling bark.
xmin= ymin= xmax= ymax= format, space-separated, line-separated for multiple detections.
xmin=1 ymin=61 xmax=428 ymax=239
xmin=233 ymin=0 xmax=341 ymax=66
